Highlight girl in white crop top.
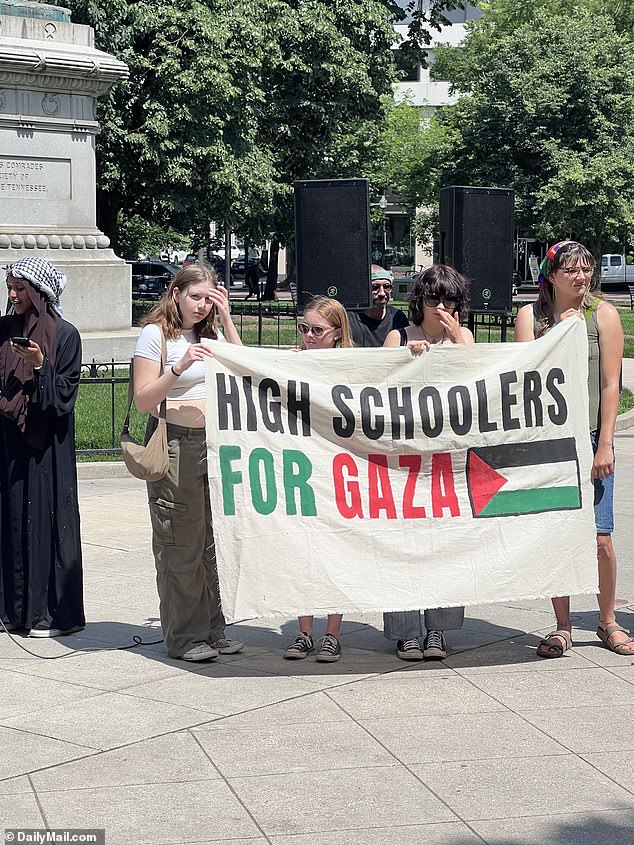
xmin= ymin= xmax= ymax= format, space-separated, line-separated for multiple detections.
xmin=132 ymin=263 xmax=243 ymax=663
xmin=133 ymin=263 xmax=241 ymax=427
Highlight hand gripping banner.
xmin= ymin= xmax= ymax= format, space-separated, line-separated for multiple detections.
xmin=205 ymin=319 xmax=598 ymax=622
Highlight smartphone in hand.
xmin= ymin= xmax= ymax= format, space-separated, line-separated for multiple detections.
xmin=10 ymin=337 xmax=31 ymax=347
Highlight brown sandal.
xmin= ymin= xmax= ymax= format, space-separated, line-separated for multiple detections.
xmin=536 ymin=629 xmax=572 ymax=659
xmin=596 ymin=622 xmax=634 ymax=655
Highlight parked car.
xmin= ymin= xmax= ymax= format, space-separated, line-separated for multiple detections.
xmin=231 ymin=254 xmax=265 ymax=278
xmin=129 ymin=259 xmax=177 ymax=301
xmin=600 ymin=254 xmax=634 ymax=291
xmin=182 ymin=253 xmax=199 ymax=266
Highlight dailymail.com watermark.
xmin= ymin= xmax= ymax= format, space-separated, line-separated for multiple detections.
xmin=4 ymin=831 xmax=105 ymax=844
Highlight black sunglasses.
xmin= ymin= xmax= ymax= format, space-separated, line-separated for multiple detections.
xmin=422 ymin=295 xmax=459 ymax=309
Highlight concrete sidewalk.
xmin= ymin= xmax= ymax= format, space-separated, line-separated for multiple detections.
xmin=2 ymin=439 xmax=634 ymax=843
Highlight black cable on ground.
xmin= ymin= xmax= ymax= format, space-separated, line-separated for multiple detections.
xmin=0 ymin=618 xmax=164 ymax=659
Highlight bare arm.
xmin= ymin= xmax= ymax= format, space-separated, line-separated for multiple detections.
xmin=214 ymin=286 xmax=242 ymax=346
xmin=133 ymin=342 xmax=213 ymax=413
xmin=594 ymin=302 xmax=624 ymax=478
xmin=383 ymin=329 xmax=402 ymax=348
xmin=514 ymin=304 xmax=536 ymax=342
xmin=458 ymin=325 xmax=475 ymax=344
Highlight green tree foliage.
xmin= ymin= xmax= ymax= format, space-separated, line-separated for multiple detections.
xmin=117 ymin=215 xmax=189 ymax=262
xmin=50 ymin=0 xmax=277 ymax=252
xmin=50 ymin=0 xmax=461 ymax=259
xmin=372 ymin=95 xmax=452 ymax=214
xmin=423 ymin=2 xmax=634 ymax=257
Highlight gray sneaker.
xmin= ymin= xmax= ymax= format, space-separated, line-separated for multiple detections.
xmin=396 ymin=638 xmax=425 ymax=661
xmin=283 ymin=632 xmax=314 ymax=659
xmin=423 ymin=630 xmax=447 ymax=660
xmin=180 ymin=643 xmax=219 ymax=662
xmin=209 ymin=638 xmax=244 ymax=655
xmin=316 ymin=633 xmax=342 ymax=663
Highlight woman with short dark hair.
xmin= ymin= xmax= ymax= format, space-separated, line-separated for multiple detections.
xmin=385 ymin=264 xmax=473 ymax=351
xmin=383 ymin=264 xmax=474 ymax=661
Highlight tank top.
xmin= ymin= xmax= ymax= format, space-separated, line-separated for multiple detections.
xmin=532 ymin=300 xmax=600 ymax=432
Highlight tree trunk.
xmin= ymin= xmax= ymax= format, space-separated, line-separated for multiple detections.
xmin=285 ymin=243 xmax=295 ymax=285
xmin=261 ymin=239 xmax=280 ymax=300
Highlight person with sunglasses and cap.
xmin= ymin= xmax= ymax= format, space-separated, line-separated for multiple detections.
xmin=382 ymin=265 xmax=474 ymax=660
xmin=283 ymin=296 xmax=354 ymax=662
xmin=347 ymin=266 xmax=409 ymax=348
xmin=0 ymin=257 xmax=85 ymax=638
xmin=515 ymin=240 xmax=632 ymax=658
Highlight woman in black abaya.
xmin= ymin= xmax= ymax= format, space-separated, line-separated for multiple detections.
xmin=0 ymin=257 xmax=84 ymax=637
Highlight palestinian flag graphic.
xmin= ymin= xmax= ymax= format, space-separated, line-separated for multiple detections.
xmin=467 ymin=438 xmax=582 ymax=519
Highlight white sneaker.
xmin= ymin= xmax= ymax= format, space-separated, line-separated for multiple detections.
xmin=209 ymin=638 xmax=244 ymax=655
xmin=28 ymin=625 xmax=84 ymax=638
xmin=181 ymin=643 xmax=219 ymax=662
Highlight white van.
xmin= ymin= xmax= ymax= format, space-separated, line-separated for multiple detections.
xmin=600 ymin=254 xmax=634 ymax=289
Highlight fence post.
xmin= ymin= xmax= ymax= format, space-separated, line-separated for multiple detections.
xmin=257 ymin=301 xmax=263 ymax=346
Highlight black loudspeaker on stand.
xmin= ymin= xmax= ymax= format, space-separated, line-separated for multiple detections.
xmin=294 ymin=178 xmax=371 ymax=309
xmin=439 ymin=186 xmax=515 ymax=312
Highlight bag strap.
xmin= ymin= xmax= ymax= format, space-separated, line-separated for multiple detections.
xmin=122 ymin=328 xmax=167 ymax=434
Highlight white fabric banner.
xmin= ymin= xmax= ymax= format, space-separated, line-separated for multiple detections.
xmin=205 ymin=318 xmax=598 ymax=622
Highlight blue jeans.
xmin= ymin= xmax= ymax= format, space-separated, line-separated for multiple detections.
xmin=383 ymin=607 xmax=464 ymax=641
xmin=591 ymin=429 xmax=614 ymax=534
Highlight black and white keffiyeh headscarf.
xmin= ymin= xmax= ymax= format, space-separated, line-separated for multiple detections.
xmin=5 ymin=257 xmax=67 ymax=316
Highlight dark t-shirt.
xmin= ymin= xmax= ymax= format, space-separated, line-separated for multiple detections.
xmin=348 ymin=305 xmax=409 ymax=348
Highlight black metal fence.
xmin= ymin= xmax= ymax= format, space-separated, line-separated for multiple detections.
xmin=469 ymin=310 xmax=517 ymax=342
xmin=77 ymin=307 xmax=518 ymax=458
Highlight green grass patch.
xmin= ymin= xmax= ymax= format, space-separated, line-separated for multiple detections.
xmin=619 ymin=387 xmax=634 ymax=415
xmin=233 ymin=314 xmax=299 ymax=347
xmin=616 ymin=306 xmax=634 ymax=358
xmin=75 ymin=368 xmax=146 ymax=453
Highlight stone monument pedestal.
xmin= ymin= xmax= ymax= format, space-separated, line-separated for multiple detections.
xmin=0 ymin=1 xmax=134 ymax=360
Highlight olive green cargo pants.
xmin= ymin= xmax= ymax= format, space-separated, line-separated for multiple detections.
xmin=146 ymin=422 xmax=225 ymax=658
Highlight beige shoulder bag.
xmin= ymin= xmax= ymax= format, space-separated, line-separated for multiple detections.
xmin=120 ymin=329 xmax=169 ymax=482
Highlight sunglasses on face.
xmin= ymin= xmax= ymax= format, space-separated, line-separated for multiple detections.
xmin=298 ymin=322 xmax=333 ymax=337
xmin=372 ymin=283 xmax=392 ymax=292
xmin=422 ymin=295 xmax=459 ymax=309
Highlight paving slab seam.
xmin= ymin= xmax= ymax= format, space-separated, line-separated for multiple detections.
xmin=318 ymin=691 xmax=495 ymax=837
xmin=0 ymin=723 xmax=102 ymax=753
xmin=577 ymin=751 xmax=634 ymax=796
xmin=448 ymin=806 xmax=634 ymax=823
xmin=30 ymin=775 xmax=230 ymax=795
xmin=26 ymin=773 xmax=48 ymax=828
xmin=604 ymin=665 xmax=634 ymax=682
xmin=81 ymin=541 xmax=150 ymax=552
xmin=188 ymin=729 xmax=274 ymax=845
xmin=1 ymin=686 xmax=355 ymax=783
